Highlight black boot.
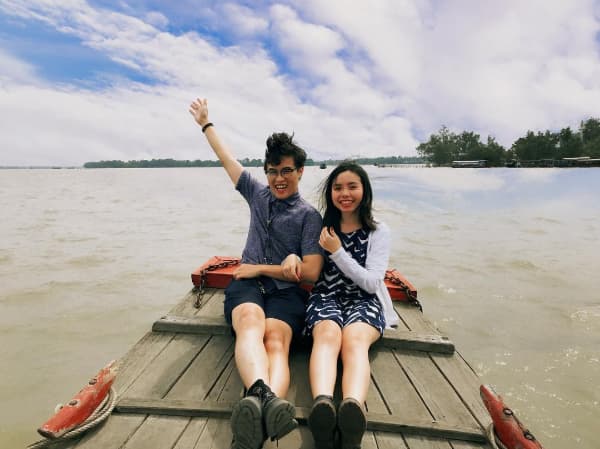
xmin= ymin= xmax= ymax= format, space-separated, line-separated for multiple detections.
xmin=247 ymin=379 xmax=298 ymax=442
xmin=230 ymin=395 xmax=264 ymax=449
xmin=308 ymin=395 xmax=336 ymax=449
xmin=338 ymin=398 xmax=366 ymax=449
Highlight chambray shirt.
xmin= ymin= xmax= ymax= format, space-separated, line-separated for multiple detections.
xmin=236 ymin=170 xmax=323 ymax=289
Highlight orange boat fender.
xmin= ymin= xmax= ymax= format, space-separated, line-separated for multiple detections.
xmin=38 ymin=360 xmax=118 ymax=439
xmin=480 ymin=384 xmax=544 ymax=449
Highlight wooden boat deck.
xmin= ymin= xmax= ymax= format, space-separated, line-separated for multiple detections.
xmin=49 ymin=286 xmax=493 ymax=449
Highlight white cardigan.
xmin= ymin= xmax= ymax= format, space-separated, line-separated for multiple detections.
xmin=328 ymin=221 xmax=400 ymax=329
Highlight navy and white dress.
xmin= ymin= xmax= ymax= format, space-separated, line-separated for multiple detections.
xmin=305 ymin=228 xmax=385 ymax=335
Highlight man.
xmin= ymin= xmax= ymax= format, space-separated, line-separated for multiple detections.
xmin=189 ymin=98 xmax=323 ymax=449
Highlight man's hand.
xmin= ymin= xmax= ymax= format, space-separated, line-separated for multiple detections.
xmin=232 ymin=264 xmax=262 ymax=280
xmin=319 ymin=226 xmax=342 ymax=253
xmin=281 ymin=254 xmax=302 ymax=282
xmin=189 ymin=98 xmax=209 ymax=127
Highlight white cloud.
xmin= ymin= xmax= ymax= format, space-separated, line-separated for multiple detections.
xmin=0 ymin=0 xmax=599 ymax=166
xmin=220 ymin=3 xmax=268 ymax=37
xmin=0 ymin=48 xmax=38 ymax=84
xmin=144 ymin=11 xmax=169 ymax=29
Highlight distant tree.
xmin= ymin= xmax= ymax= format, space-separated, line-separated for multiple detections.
xmin=455 ymin=131 xmax=483 ymax=160
xmin=557 ymin=127 xmax=583 ymax=158
xmin=512 ymin=131 xmax=558 ymax=161
xmin=580 ymin=118 xmax=600 ymax=157
xmin=416 ymin=126 xmax=458 ymax=165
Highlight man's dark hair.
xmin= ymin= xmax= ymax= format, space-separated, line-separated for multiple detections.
xmin=264 ymin=132 xmax=307 ymax=170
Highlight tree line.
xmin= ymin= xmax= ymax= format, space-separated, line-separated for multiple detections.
xmin=83 ymin=117 xmax=600 ymax=169
xmin=83 ymin=156 xmax=424 ymax=168
xmin=416 ymin=117 xmax=600 ymax=166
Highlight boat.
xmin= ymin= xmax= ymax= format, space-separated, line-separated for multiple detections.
xmin=319 ymin=163 xmax=327 ymax=169
xmin=452 ymin=160 xmax=488 ymax=168
xmin=31 ymin=256 xmax=544 ymax=449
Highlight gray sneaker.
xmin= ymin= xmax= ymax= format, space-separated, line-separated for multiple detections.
xmin=231 ymin=396 xmax=265 ymax=449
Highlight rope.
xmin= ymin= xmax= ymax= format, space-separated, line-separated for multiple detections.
xmin=28 ymin=387 xmax=117 ymax=449
xmin=486 ymin=423 xmax=508 ymax=449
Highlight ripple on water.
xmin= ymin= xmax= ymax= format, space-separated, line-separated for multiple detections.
xmin=507 ymin=259 xmax=539 ymax=271
xmin=0 ymin=252 xmax=13 ymax=264
xmin=570 ymin=307 xmax=600 ymax=331
xmin=66 ymin=254 xmax=113 ymax=268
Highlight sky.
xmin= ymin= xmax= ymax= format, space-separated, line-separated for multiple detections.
xmin=1 ymin=1 xmax=599 ymax=166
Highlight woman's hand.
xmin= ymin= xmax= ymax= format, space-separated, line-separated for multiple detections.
xmin=319 ymin=226 xmax=342 ymax=253
xmin=233 ymin=264 xmax=261 ymax=280
xmin=189 ymin=97 xmax=209 ymax=127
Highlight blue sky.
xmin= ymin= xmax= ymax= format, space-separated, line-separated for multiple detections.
xmin=1 ymin=1 xmax=599 ymax=166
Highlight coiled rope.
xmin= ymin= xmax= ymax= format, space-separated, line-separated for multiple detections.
xmin=27 ymin=387 xmax=117 ymax=449
xmin=486 ymin=423 xmax=508 ymax=449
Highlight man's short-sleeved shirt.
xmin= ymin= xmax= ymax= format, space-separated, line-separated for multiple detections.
xmin=236 ymin=170 xmax=323 ymax=289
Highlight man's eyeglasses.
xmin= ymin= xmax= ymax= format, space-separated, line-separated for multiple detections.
xmin=265 ymin=167 xmax=297 ymax=178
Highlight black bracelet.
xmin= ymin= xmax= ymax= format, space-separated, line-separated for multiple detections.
xmin=202 ymin=122 xmax=214 ymax=133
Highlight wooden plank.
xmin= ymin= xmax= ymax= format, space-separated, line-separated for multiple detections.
xmin=431 ymin=353 xmax=493 ymax=431
xmin=124 ymin=333 xmax=210 ymax=399
xmin=115 ymin=399 xmax=485 ymax=443
xmin=72 ymin=414 xmax=147 ymax=449
xmin=403 ymin=435 xmax=452 ymax=449
xmin=370 ymin=347 xmax=433 ymax=423
xmin=286 ymin=346 xmax=313 ymax=408
xmin=373 ymin=432 xmax=410 ymax=449
xmin=171 ymin=417 xmax=209 ymax=449
xmin=153 ymin=315 xmax=454 ymax=353
xmin=114 ymin=415 xmax=188 ymax=449
xmin=168 ymin=335 xmax=235 ymax=400
xmin=393 ymin=302 xmax=440 ymax=334
xmin=451 ymin=441 xmax=493 ymax=449
xmin=168 ymin=290 xmax=205 ymax=316
xmin=152 ymin=315 xmax=231 ymax=335
xmin=67 ymin=332 xmax=177 ymax=449
xmin=112 ymin=335 xmax=233 ymax=448
xmin=366 ymin=413 xmax=485 ymax=443
xmin=391 ymin=349 xmax=480 ymax=429
xmin=380 ymin=329 xmax=454 ymax=354
xmin=195 ymin=288 xmax=226 ymax=319
xmin=171 ymin=357 xmax=242 ymax=449
xmin=113 ymin=331 xmax=176 ymax=395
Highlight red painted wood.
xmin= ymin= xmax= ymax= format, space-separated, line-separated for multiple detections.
xmin=191 ymin=257 xmax=417 ymax=302
xmin=38 ymin=360 xmax=117 ymax=439
xmin=480 ymin=384 xmax=544 ymax=449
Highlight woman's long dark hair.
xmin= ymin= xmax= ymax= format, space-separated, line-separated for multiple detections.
xmin=320 ymin=161 xmax=377 ymax=235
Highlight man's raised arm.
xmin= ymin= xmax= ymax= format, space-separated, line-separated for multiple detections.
xmin=189 ymin=98 xmax=243 ymax=185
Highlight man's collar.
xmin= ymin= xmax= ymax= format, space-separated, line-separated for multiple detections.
xmin=269 ymin=191 xmax=300 ymax=206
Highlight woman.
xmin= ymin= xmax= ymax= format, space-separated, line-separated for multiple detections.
xmin=306 ymin=161 xmax=399 ymax=449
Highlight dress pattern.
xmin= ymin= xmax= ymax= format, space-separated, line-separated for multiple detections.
xmin=305 ymin=228 xmax=385 ymax=335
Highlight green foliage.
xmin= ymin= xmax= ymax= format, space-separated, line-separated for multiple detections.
xmin=83 ymin=117 xmax=600 ymax=169
xmin=417 ymin=126 xmax=506 ymax=166
xmin=83 ymin=156 xmax=425 ymax=169
xmin=417 ymin=117 xmax=600 ymax=165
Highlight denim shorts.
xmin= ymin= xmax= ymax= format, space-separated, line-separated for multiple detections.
xmin=224 ymin=277 xmax=309 ymax=337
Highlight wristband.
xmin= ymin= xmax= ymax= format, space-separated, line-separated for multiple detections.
xmin=202 ymin=122 xmax=214 ymax=133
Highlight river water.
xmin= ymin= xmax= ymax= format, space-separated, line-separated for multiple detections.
xmin=1 ymin=167 xmax=598 ymax=448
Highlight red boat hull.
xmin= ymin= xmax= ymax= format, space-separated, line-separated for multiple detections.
xmin=38 ymin=361 xmax=117 ymax=439
xmin=480 ymin=384 xmax=544 ymax=449
xmin=191 ymin=256 xmax=417 ymax=302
